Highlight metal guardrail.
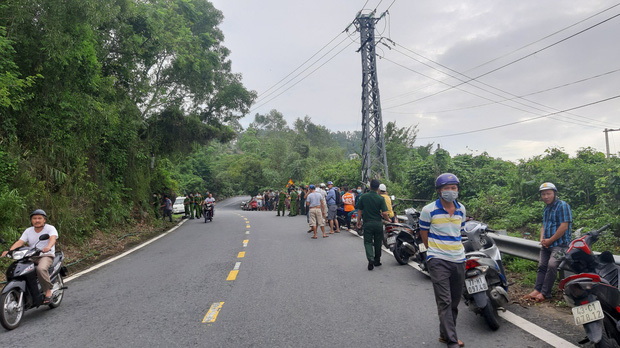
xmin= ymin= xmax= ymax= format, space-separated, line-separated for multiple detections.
xmin=396 ymin=215 xmax=620 ymax=266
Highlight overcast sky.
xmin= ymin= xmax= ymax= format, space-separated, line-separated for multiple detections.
xmin=210 ymin=0 xmax=620 ymax=161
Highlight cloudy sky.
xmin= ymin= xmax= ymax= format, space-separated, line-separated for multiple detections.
xmin=210 ymin=0 xmax=620 ymax=161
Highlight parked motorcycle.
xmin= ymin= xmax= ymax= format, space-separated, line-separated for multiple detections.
xmin=1 ymin=234 xmax=67 ymax=330
xmin=392 ymin=208 xmax=427 ymax=270
xmin=557 ymin=224 xmax=620 ymax=347
xmin=204 ymin=203 xmax=214 ymax=222
xmin=461 ymin=220 xmax=509 ymax=331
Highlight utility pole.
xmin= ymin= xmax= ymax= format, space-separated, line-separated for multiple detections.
xmin=604 ymin=128 xmax=620 ymax=158
xmin=355 ymin=10 xmax=389 ymax=184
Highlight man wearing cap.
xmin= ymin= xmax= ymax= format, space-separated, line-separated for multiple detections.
xmin=356 ymin=179 xmax=389 ymax=270
xmin=277 ymin=189 xmax=287 ymax=216
xmin=526 ymin=182 xmax=572 ymax=302
xmin=379 ymin=184 xmax=395 ymax=223
xmin=326 ymin=181 xmax=340 ymax=233
xmin=2 ymin=209 xmax=58 ymax=303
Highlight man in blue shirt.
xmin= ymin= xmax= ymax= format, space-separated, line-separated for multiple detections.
xmin=326 ymin=181 xmax=340 ymax=233
xmin=526 ymin=182 xmax=572 ymax=302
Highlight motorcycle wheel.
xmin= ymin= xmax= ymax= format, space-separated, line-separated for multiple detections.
xmin=0 ymin=289 xmax=24 ymax=330
xmin=49 ymin=275 xmax=65 ymax=309
xmin=204 ymin=213 xmax=207 ymax=223
xmin=393 ymin=240 xmax=411 ymax=265
xmin=595 ymin=317 xmax=620 ymax=348
xmin=481 ymin=303 xmax=500 ymax=331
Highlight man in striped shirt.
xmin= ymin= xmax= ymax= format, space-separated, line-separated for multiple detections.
xmin=420 ymin=173 xmax=466 ymax=348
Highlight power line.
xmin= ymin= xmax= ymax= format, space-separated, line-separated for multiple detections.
xmin=256 ymin=31 xmax=346 ymax=101
xmin=385 ymin=67 xmax=620 ymax=128
xmin=384 ymin=44 xmax=619 ymax=128
xmin=383 ymin=11 xmax=620 ymax=111
xmin=466 ymin=2 xmax=620 ymax=74
xmin=253 ymin=35 xmax=350 ymax=105
xmin=380 ymin=55 xmax=602 ymax=129
xmin=250 ymin=41 xmax=355 ymax=113
xmin=416 ymin=94 xmax=620 ymax=139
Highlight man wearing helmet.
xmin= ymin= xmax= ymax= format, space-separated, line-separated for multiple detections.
xmin=419 ymin=173 xmax=466 ymax=348
xmin=2 ymin=209 xmax=59 ymax=304
xmin=525 ymin=182 xmax=572 ymax=302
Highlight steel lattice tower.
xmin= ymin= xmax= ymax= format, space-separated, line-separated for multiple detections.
xmin=355 ymin=12 xmax=388 ymax=184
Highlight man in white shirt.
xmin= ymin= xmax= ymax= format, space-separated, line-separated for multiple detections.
xmin=2 ymin=209 xmax=58 ymax=303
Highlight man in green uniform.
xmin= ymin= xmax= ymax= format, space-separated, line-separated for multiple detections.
xmin=289 ymin=186 xmax=298 ymax=216
xmin=184 ymin=193 xmax=190 ymax=218
xmin=188 ymin=193 xmax=195 ymax=219
xmin=194 ymin=191 xmax=201 ymax=218
xmin=277 ymin=190 xmax=286 ymax=216
xmin=356 ymin=179 xmax=389 ymax=271
xmin=299 ymin=186 xmax=306 ymax=216
xmin=151 ymin=193 xmax=160 ymax=219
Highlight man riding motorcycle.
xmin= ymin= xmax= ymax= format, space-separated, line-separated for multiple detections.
xmin=1 ymin=209 xmax=59 ymax=304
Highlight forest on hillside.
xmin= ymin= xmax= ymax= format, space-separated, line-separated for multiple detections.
xmin=1 ymin=1 xmax=618 ymax=253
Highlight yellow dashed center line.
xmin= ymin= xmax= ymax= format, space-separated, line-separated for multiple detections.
xmin=238 ymin=251 xmax=245 ymax=258
xmin=226 ymin=270 xmax=239 ymax=281
xmin=246 ymin=225 xmax=251 ymax=228
xmin=203 ymin=302 xmax=224 ymax=323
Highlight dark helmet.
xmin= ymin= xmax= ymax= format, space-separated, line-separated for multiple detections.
xmin=30 ymin=209 xmax=48 ymax=220
xmin=435 ymin=173 xmax=460 ymax=189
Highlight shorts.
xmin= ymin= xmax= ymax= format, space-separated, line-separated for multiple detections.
xmin=327 ymin=204 xmax=337 ymax=220
xmin=308 ymin=207 xmax=324 ymax=227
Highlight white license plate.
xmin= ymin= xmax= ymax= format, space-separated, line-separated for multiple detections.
xmin=572 ymin=300 xmax=604 ymax=325
xmin=387 ymin=236 xmax=396 ymax=245
xmin=418 ymin=243 xmax=427 ymax=252
xmin=465 ymin=275 xmax=488 ymax=294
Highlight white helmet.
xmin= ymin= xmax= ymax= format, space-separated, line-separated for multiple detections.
xmin=320 ymin=183 xmax=326 ymax=188
xmin=539 ymin=182 xmax=557 ymax=192
xmin=379 ymin=184 xmax=387 ymax=192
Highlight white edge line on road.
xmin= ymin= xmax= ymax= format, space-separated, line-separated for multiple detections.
xmin=498 ymin=310 xmax=578 ymax=348
xmin=344 ymin=228 xmax=577 ymax=348
xmin=65 ymin=219 xmax=188 ymax=283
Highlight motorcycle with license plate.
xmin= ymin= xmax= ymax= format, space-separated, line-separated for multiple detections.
xmin=1 ymin=234 xmax=68 ymax=330
xmin=461 ymin=220 xmax=509 ymax=331
xmin=391 ymin=208 xmax=428 ymax=271
xmin=204 ymin=203 xmax=214 ymax=222
xmin=557 ymin=224 xmax=620 ymax=348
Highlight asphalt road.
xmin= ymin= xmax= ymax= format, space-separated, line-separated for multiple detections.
xmin=0 ymin=197 xmax=585 ymax=347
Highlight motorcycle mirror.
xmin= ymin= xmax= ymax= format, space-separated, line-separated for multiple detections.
xmin=39 ymin=234 xmax=50 ymax=241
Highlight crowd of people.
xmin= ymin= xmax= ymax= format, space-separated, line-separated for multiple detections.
xmin=151 ymin=191 xmax=216 ymax=222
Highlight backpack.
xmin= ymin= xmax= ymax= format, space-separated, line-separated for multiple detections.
xmin=334 ymin=188 xmax=342 ymax=206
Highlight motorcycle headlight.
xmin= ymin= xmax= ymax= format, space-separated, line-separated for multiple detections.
xmin=11 ymin=250 xmax=27 ymax=260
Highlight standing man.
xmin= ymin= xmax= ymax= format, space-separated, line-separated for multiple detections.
xmin=379 ymin=184 xmax=395 ymax=222
xmin=419 ymin=173 xmax=466 ymax=348
xmin=2 ymin=210 xmax=58 ymax=303
xmin=342 ymin=186 xmax=356 ymax=231
xmin=184 ymin=193 xmax=191 ymax=218
xmin=356 ymin=179 xmax=389 ymax=270
xmin=161 ymin=195 xmax=173 ymax=222
xmin=277 ymin=189 xmax=286 ymax=216
xmin=326 ymin=181 xmax=340 ymax=233
xmin=289 ymin=186 xmax=298 ymax=216
xmin=306 ymin=185 xmax=328 ymax=238
xmin=188 ymin=193 xmax=195 ymax=219
xmin=195 ymin=191 xmax=202 ymax=218
xmin=299 ymin=186 xmax=307 ymax=216
xmin=526 ymin=182 xmax=572 ymax=302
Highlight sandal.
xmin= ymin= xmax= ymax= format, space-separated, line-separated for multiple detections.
xmin=311 ymin=236 xmax=317 ymax=239
xmin=438 ymin=337 xmax=464 ymax=347
xmin=323 ymin=235 xmax=329 ymax=238
xmin=43 ymin=296 xmax=53 ymax=304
